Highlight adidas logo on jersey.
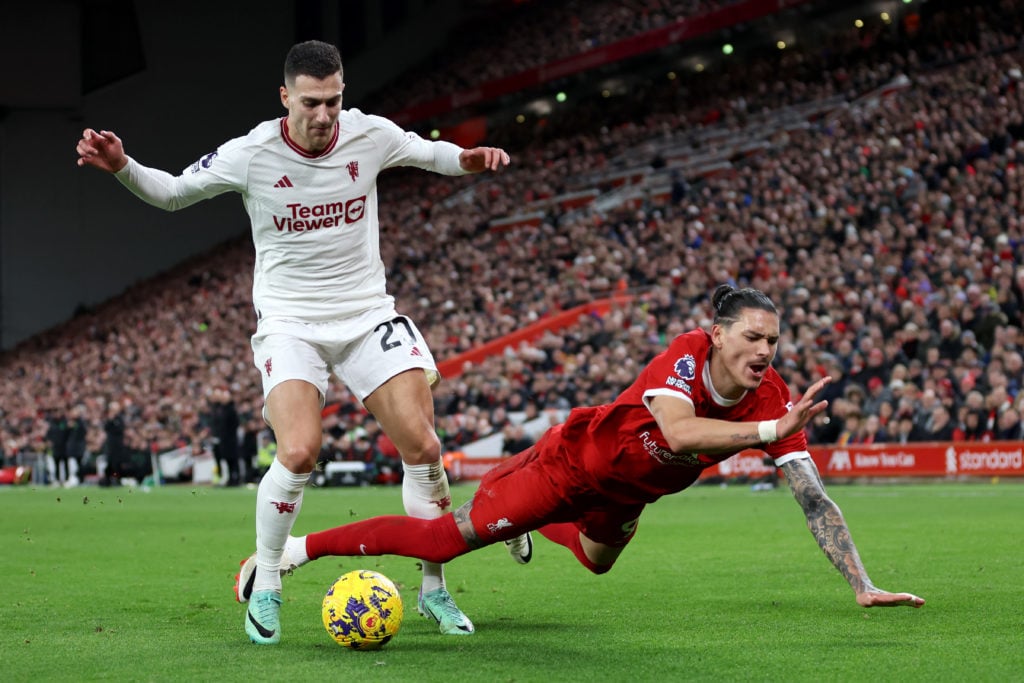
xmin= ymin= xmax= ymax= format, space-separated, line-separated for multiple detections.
xmin=273 ymin=175 xmax=294 ymax=188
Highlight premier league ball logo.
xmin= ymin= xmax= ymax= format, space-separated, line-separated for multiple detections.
xmin=673 ymin=354 xmax=696 ymax=381
xmin=322 ymin=570 xmax=403 ymax=650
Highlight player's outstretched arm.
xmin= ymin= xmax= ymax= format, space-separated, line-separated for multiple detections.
xmin=76 ymin=128 xmax=129 ymax=173
xmin=780 ymin=457 xmax=925 ymax=609
xmin=459 ymin=146 xmax=511 ymax=173
xmin=652 ymin=377 xmax=832 ymax=455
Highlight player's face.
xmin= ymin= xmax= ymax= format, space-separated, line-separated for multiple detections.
xmin=710 ymin=308 xmax=780 ymax=399
xmin=280 ymin=72 xmax=344 ymax=153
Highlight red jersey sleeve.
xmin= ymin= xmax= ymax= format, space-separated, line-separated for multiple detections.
xmin=637 ymin=330 xmax=710 ymax=410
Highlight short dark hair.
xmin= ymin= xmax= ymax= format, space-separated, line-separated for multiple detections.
xmin=284 ymin=40 xmax=342 ymax=85
xmin=711 ymin=284 xmax=778 ymax=326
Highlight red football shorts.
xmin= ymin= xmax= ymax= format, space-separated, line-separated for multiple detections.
xmin=469 ymin=424 xmax=643 ymax=548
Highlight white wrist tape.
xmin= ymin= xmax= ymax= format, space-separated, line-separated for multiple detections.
xmin=757 ymin=419 xmax=779 ymax=444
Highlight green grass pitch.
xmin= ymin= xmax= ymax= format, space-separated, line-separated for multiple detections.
xmin=3 ymin=480 xmax=1022 ymax=682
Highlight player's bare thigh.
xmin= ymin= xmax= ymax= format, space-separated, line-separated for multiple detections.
xmin=579 ymin=535 xmax=625 ymax=567
xmin=575 ymin=504 xmax=642 ymax=567
xmin=361 ymin=368 xmax=439 ymax=466
xmin=265 ymin=379 xmax=323 ymax=473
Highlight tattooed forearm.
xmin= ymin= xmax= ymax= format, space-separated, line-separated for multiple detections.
xmin=781 ymin=459 xmax=875 ymax=594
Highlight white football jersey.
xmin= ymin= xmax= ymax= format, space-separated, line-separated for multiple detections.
xmin=115 ymin=109 xmax=468 ymax=321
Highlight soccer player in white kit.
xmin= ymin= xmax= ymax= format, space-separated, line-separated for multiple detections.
xmin=75 ymin=40 xmax=515 ymax=644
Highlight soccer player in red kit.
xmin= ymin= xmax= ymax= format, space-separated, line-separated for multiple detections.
xmin=274 ymin=285 xmax=926 ymax=612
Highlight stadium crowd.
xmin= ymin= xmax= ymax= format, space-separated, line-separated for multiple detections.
xmin=1 ymin=0 xmax=1023 ymax=485
xmin=365 ymin=0 xmax=744 ymax=117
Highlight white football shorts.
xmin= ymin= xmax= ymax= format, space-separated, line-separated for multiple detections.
xmin=251 ymin=306 xmax=439 ymax=420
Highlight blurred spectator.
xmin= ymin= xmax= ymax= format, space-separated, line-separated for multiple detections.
xmin=102 ymin=401 xmax=127 ymax=486
xmin=836 ymin=412 xmax=864 ymax=446
xmin=995 ymin=407 xmax=1023 ymax=440
xmin=45 ymin=408 xmax=70 ymax=486
xmin=501 ymin=422 xmax=535 ymax=456
xmin=952 ymin=408 xmax=993 ymax=442
xmin=66 ymin=405 xmax=88 ymax=485
xmin=852 ymin=348 xmax=889 ymax=393
xmin=936 ymin=319 xmax=964 ymax=363
xmin=209 ymin=387 xmax=242 ymax=486
xmin=859 ymin=414 xmax=888 ymax=444
xmin=919 ymin=405 xmax=956 ymax=442
xmin=862 ymin=377 xmax=892 ymax=418
xmin=891 ymin=415 xmax=926 ymax=444
xmin=241 ymin=415 xmax=262 ymax=483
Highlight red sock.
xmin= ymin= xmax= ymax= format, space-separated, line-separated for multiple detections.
xmin=537 ymin=522 xmax=611 ymax=574
xmin=306 ymin=515 xmax=470 ymax=564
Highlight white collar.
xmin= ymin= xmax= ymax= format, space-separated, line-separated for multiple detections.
xmin=704 ymin=358 xmax=746 ymax=407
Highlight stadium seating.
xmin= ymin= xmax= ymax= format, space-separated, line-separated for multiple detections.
xmin=2 ymin=0 xmax=1022 ymax=479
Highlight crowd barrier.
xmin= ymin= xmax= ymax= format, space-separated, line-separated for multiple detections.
xmin=7 ymin=440 xmax=1019 ymax=487
xmin=443 ymin=441 xmax=1024 ymax=482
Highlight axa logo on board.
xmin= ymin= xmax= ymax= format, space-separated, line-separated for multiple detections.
xmin=274 ymin=197 xmax=366 ymax=232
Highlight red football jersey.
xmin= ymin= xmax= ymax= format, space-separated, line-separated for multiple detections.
xmin=561 ymin=329 xmax=808 ymax=504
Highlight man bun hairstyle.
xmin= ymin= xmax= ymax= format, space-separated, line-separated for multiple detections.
xmin=284 ymin=40 xmax=343 ymax=85
xmin=711 ymin=284 xmax=778 ymax=326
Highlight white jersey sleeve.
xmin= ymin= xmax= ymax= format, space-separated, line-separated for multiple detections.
xmin=359 ymin=112 xmax=468 ymax=176
xmin=113 ymin=131 xmax=257 ymax=210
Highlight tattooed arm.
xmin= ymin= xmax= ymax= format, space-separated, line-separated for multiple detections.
xmin=780 ymin=457 xmax=925 ymax=608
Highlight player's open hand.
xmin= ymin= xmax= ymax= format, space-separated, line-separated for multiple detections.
xmin=857 ymin=588 xmax=926 ymax=608
xmin=777 ymin=375 xmax=832 ymax=439
xmin=76 ymin=128 xmax=129 ymax=173
xmin=459 ymin=146 xmax=511 ymax=173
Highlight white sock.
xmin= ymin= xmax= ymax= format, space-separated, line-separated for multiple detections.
xmin=254 ymin=458 xmax=309 ymax=592
xmin=284 ymin=534 xmax=310 ymax=567
xmin=403 ymin=461 xmax=451 ymax=594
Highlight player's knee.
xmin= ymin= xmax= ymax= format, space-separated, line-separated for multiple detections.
xmin=400 ymin=430 xmax=442 ymax=466
xmin=276 ymin=441 xmax=320 ymax=472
